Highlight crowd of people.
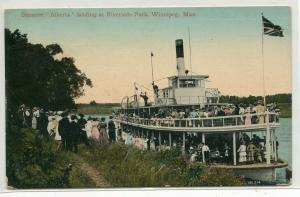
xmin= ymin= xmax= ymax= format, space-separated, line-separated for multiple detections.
xmin=117 ymin=100 xmax=280 ymax=127
xmin=120 ymin=128 xmax=278 ymax=166
xmin=13 ymin=104 xmax=117 ymax=153
xmin=12 ymin=102 xmax=279 ymax=165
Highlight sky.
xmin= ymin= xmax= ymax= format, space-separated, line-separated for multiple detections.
xmin=5 ymin=7 xmax=291 ymax=103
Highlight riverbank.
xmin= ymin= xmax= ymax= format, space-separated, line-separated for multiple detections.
xmin=6 ymin=124 xmax=245 ymax=188
xmin=77 ymin=142 xmax=245 ymax=187
xmin=277 ymin=103 xmax=291 ymax=118
xmin=6 ymin=126 xmax=98 ymax=188
xmin=76 ymin=103 xmax=119 ymax=115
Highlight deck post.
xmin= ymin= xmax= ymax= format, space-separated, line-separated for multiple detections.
xmin=182 ymin=132 xmax=186 ymax=154
xmin=266 ymin=113 xmax=271 ymax=164
xmin=169 ymin=132 xmax=172 ymax=147
xmin=270 ymin=128 xmax=274 ymax=159
xmin=274 ymin=130 xmax=278 ymax=161
xmin=158 ymin=131 xmax=161 ymax=151
xmin=202 ymin=133 xmax=205 ymax=162
xmin=233 ymin=132 xmax=237 ymax=166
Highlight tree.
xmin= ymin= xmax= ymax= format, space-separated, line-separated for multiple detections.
xmin=5 ymin=28 xmax=93 ymax=111
xmin=89 ymin=100 xmax=97 ymax=105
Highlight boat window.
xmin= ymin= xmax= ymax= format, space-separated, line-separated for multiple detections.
xmin=163 ymin=90 xmax=169 ymax=98
xmin=172 ymin=79 xmax=178 ymax=88
xmin=179 ymin=79 xmax=196 ymax=87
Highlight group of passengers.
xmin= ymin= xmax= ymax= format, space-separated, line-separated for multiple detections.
xmin=11 ymin=104 xmax=117 ymax=153
xmin=237 ymin=133 xmax=278 ymax=164
xmin=116 ymin=100 xmax=280 ymax=127
xmin=122 ymin=129 xmax=278 ymax=166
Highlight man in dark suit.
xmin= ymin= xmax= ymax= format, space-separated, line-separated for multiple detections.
xmin=108 ymin=116 xmax=116 ymax=143
xmin=77 ymin=113 xmax=88 ymax=145
xmin=58 ymin=112 xmax=69 ymax=150
xmin=69 ymin=115 xmax=81 ymax=153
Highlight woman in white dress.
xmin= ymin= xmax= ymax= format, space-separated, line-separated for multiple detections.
xmin=47 ymin=113 xmax=56 ymax=137
xmin=54 ymin=113 xmax=62 ymax=151
xmin=32 ymin=107 xmax=39 ymax=129
xmin=237 ymin=143 xmax=247 ymax=163
xmin=85 ymin=117 xmax=93 ymax=139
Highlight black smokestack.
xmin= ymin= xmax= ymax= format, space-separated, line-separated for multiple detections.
xmin=175 ymin=39 xmax=184 ymax=58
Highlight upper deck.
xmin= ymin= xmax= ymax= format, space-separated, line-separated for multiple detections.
xmin=114 ymin=112 xmax=280 ymax=133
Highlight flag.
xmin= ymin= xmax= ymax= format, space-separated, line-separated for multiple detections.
xmin=262 ymin=16 xmax=284 ymax=37
xmin=151 ymin=52 xmax=154 ymax=57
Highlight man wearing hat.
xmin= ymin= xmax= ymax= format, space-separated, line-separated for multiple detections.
xmin=69 ymin=115 xmax=81 ymax=153
xmin=58 ymin=112 xmax=70 ymax=150
xmin=77 ymin=113 xmax=88 ymax=145
xmin=256 ymin=100 xmax=265 ymax=124
xmin=108 ymin=116 xmax=116 ymax=143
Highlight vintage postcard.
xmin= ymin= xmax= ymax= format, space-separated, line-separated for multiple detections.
xmin=4 ymin=6 xmax=292 ymax=189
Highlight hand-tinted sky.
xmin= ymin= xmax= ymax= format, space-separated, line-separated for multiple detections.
xmin=5 ymin=7 xmax=291 ymax=103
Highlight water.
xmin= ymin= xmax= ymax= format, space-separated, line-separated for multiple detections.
xmin=276 ymin=118 xmax=292 ymax=183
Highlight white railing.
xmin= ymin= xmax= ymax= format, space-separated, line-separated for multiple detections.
xmin=115 ymin=112 xmax=279 ymax=128
xmin=176 ymin=96 xmax=205 ymax=104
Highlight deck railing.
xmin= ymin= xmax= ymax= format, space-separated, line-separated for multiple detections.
xmin=115 ymin=112 xmax=279 ymax=128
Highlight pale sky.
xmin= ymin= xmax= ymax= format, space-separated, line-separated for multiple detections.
xmin=5 ymin=7 xmax=291 ymax=103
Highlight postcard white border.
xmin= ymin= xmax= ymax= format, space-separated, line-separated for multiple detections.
xmin=0 ymin=0 xmax=299 ymax=196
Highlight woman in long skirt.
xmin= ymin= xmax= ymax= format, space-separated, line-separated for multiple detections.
xmin=54 ymin=113 xmax=62 ymax=151
xmin=244 ymin=106 xmax=252 ymax=125
xmin=237 ymin=143 xmax=247 ymax=163
xmin=85 ymin=117 xmax=93 ymax=139
xmin=91 ymin=118 xmax=100 ymax=141
xmin=32 ymin=107 xmax=39 ymax=129
xmin=98 ymin=117 xmax=108 ymax=144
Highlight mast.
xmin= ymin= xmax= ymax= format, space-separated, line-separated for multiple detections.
xmin=188 ymin=26 xmax=193 ymax=77
xmin=261 ymin=13 xmax=266 ymax=107
xmin=150 ymin=52 xmax=154 ymax=84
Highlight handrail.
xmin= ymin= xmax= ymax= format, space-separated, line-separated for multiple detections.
xmin=114 ymin=112 xmax=280 ymax=128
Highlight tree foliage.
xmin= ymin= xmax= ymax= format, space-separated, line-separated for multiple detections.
xmin=5 ymin=28 xmax=93 ymax=111
xmin=219 ymin=93 xmax=291 ymax=105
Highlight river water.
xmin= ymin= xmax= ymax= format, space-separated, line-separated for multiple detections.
xmin=276 ymin=118 xmax=292 ymax=183
xmin=87 ymin=115 xmax=292 ymax=184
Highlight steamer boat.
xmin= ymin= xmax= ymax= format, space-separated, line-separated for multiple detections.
xmin=113 ymin=39 xmax=288 ymax=184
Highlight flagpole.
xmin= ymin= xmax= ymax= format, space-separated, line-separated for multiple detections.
xmin=151 ymin=52 xmax=154 ymax=84
xmin=188 ymin=26 xmax=192 ymax=77
xmin=261 ymin=13 xmax=267 ymax=108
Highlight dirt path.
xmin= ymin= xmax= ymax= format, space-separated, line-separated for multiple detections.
xmin=71 ymin=154 xmax=111 ymax=187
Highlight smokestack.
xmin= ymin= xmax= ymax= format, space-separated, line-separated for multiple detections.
xmin=175 ymin=39 xmax=185 ymax=76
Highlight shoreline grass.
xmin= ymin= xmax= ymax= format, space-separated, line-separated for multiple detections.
xmin=77 ymin=142 xmax=246 ymax=187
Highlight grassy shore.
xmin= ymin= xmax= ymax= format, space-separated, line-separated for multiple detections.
xmin=77 ymin=142 xmax=245 ymax=187
xmin=6 ymin=126 xmax=96 ymax=188
xmin=76 ymin=103 xmax=120 ymax=115
xmin=277 ymin=103 xmax=291 ymax=118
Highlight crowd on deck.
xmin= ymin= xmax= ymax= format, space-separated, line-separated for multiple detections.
xmin=11 ymin=104 xmax=117 ymax=153
xmin=121 ymin=129 xmax=279 ymax=165
xmin=116 ymin=100 xmax=280 ymax=127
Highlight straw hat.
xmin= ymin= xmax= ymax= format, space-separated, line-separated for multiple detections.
xmin=257 ymin=100 xmax=263 ymax=105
